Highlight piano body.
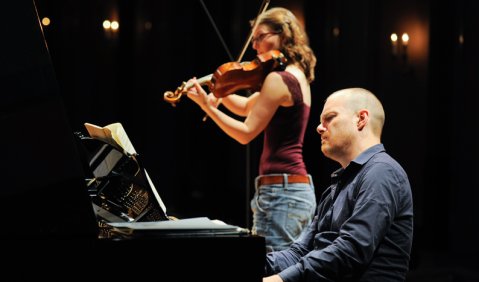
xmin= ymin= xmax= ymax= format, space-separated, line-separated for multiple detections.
xmin=0 ymin=1 xmax=265 ymax=280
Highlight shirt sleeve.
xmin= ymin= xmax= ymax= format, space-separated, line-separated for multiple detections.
xmin=265 ymin=215 xmax=319 ymax=277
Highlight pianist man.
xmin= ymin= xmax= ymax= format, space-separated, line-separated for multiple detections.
xmin=262 ymin=88 xmax=414 ymax=282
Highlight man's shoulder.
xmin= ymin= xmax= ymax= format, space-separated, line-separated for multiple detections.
xmin=364 ymin=152 xmax=410 ymax=187
xmin=369 ymin=151 xmax=405 ymax=170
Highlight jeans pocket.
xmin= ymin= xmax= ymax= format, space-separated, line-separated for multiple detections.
xmin=284 ymin=200 xmax=315 ymax=240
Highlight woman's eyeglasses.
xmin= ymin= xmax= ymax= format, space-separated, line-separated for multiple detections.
xmin=251 ymin=32 xmax=280 ymax=45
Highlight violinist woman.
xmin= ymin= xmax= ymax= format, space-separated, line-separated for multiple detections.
xmin=187 ymin=7 xmax=317 ymax=252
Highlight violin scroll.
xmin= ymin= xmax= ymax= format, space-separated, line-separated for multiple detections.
xmin=163 ymin=81 xmax=186 ymax=107
xmin=164 ymin=74 xmax=213 ymax=107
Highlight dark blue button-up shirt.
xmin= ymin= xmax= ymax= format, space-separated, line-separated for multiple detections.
xmin=265 ymin=144 xmax=413 ymax=281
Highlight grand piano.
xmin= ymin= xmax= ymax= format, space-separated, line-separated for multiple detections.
xmin=0 ymin=1 xmax=265 ymax=280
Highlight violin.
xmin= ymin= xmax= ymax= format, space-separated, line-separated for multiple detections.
xmin=163 ymin=49 xmax=287 ymax=106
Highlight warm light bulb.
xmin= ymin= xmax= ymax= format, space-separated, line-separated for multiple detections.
xmin=103 ymin=20 xmax=111 ymax=30
xmin=390 ymin=33 xmax=398 ymax=43
xmin=110 ymin=21 xmax=119 ymax=31
xmin=41 ymin=17 xmax=50 ymax=26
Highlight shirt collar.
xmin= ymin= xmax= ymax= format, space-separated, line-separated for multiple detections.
xmin=352 ymin=143 xmax=385 ymax=166
xmin=330 ymin=143 xmax=385 ymax=180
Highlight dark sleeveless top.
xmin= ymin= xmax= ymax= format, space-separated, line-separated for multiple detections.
xmin=259 ymin=71 xmax=310 ymax=175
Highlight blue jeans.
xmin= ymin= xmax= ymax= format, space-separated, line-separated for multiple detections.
xmin=251 ymin=174 xmax=316 ymax=252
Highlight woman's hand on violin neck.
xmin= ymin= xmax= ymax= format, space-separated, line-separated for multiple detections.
xmin=186 ymin=78 xmax=217 ymax=111
xmin=186 ymin=77 xmax=206 ymax=107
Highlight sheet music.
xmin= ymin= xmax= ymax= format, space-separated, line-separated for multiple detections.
xmin=107 ymin=217 xmax=249 ymax=233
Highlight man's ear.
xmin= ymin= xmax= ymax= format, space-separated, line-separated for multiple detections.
xmin=357 ymin=109 xmax=369 ymax=131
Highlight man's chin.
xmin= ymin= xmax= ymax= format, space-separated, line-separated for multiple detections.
xmin=321 ymin=146 xmax=330 ymax=157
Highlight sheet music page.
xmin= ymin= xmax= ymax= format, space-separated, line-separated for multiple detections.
xmin=106 ymin=123 xmax=137 ymax=156
xmin=84 ymin=122 xmax=137 ymax=156
xmin=108 ymin=217 xmax=248 ymax=232
xmin=84 ymin=122 xmax=120 ymax=149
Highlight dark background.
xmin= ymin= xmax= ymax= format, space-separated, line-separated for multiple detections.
xmin=11 ymin=0 xmax=479 ymax=280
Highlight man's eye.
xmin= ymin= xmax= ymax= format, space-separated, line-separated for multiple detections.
xmin=323 ymin=115 xmax=334 ymax=123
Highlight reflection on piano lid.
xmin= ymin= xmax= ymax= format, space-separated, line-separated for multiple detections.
xmin=75 ymin=133 xmax=170 ymax=227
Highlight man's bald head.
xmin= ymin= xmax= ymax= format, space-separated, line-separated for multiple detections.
xmin=327 ymin=88 xmax=385 ymax=137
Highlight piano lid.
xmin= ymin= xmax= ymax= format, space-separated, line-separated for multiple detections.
xmin=0 ymin=0 xmax=98 ymax=239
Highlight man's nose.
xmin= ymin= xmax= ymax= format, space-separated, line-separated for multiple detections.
xmin=317 ymin=123 xmax=325 ymax=134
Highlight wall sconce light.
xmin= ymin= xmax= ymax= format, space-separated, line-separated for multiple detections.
xmin=390 ymin=32 xmax=409 ymax=62
xmin=103 ymin=19 xmax=119 ymax=39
